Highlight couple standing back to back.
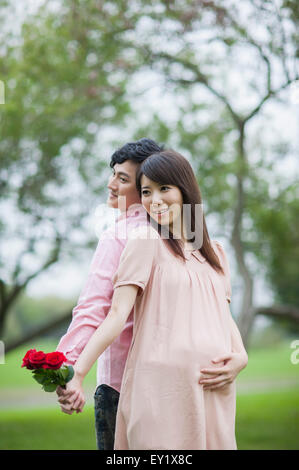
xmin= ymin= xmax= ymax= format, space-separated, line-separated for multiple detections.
xmin=56 ymin=138 xmax=248 ymax=450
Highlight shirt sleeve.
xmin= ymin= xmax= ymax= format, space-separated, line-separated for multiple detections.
xmin=56 ymin=232 xmax=125 ymax=365
xmin=112 ymin=226 xmax=158 ymax=297
xmin=212 ymin=240 xmax=232 ymax=304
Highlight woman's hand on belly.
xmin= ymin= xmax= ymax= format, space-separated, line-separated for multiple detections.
xmin=198 ymin=351 xmax=248 ymax=391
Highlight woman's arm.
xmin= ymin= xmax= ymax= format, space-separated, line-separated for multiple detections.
xmin=74 ymin=284 xmax=138 ymax=380
xmin=58 ymin=284 xmax=138 ymax=413
xmin=228 ymin=310 xmax=248 ymax=363
xmin=199 ymin=306 xmax=248 ymax=391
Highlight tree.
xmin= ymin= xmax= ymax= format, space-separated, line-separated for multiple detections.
xmin=115 ymin=0 xmax=299 ymax=346
xmin=1 ymin=0 xmax=298 ymax=350
xmin=248 ymin=182 xmax=299 ymax=335
xmin=0 ymin=1 xmax=133 ymax=339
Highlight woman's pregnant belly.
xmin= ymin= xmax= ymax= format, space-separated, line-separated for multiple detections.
xmin=133 ymin=323 xmax=231 ymax=373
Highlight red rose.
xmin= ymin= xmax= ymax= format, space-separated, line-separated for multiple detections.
xmin=21 ymin=349 xmax=37 ymax=369
xmin=28 ymin=350 xmax=47 ymax=369
xmin=43 ymin=351 xmax=67 ymax=370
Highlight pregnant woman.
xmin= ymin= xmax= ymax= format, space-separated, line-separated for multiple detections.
xmin=63 ymin=149 xmax=248 ymax=450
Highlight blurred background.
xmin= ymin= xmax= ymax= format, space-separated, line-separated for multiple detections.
xmin=0 ymin=0 xmax=298 ymax=450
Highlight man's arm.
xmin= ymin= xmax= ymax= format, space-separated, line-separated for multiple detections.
xmin=56 ymin=234 xmax=125 ymax=365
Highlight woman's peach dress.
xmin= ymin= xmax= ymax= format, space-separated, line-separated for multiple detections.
xmin=112 ymin=226 xmax=237 ymax=450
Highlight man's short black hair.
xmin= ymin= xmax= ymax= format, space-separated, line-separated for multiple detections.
xmin=109 ymin=138 xmax=164 ymax=168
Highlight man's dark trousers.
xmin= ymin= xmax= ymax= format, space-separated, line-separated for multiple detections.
xmin=94 ymin=384 xmax=120 ymax=450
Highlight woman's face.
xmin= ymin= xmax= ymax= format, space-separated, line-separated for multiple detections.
xmin=140 ymin=174 xmax=183 ymax=236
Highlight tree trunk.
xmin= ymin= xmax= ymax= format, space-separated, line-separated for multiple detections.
xmin=5 ymin=310 xmax=72 ymax=354
xmin=231 ymin=121 xmax=255 ymax=350
xmin=255 ymin=304 xmax=299 ymax=323
xmin=0 ymin=236 xmax=63 ymax=338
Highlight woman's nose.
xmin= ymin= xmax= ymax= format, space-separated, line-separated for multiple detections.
xmin=152 ymin=192 xmax=163 ymax=205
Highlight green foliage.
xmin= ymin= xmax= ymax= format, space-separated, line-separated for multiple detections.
xmin=1 ymin=0 xmax=298 ymax=344
xmin=0 ymin=1 xmax=136 ymax=337
xmin=247 ymin=180 xmax=299 ymax=307
xmin=31 ymin=365 xmax=74 ymax=392
xmin=1 ymin=2 xmax=132 ymax=213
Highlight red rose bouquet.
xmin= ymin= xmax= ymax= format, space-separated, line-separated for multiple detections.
xmin=21 ymin=349 xmax=74 ymax=392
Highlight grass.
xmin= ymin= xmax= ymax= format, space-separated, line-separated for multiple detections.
xmin=0 ymin=338 xmax=298 ymax=450
xmin=0 ymin=406 xmax=97 ymax=450
xmin=0 ymin=389 xmax=298 ymax=450
xmin=236 ymin=338 xmax=299 ymax=381
xmin=235 ymin=389 xmax=299 ymax=450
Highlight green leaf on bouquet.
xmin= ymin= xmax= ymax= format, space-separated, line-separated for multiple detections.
xmin=65 ymin=365 xmax=74 ymax=383
xmin=33 ymin=374 xmax=46 ymax=385
xmin=43 ymin=383 xmax=58 ymax=392
xmin=30 ymin=365 xmax=74 ymax=391
xmin=60 ymin=365 xmax=70 ymax=381
xmin=55 ymin=371 xmax=67 ymax=386
xmin=32 ymin=369 xmax=47 ymax=385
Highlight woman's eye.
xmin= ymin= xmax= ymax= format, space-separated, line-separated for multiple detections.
xmin=161 ymin=186 xmax=169 ymax=191
xmin=142 ymin=190 xmax=150 ymax=196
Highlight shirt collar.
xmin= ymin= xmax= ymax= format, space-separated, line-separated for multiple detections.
xmin=117 ymin=203 xmax=147 ymax=222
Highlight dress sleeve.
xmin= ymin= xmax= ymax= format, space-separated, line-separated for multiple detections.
xmin=212 ymin=240 xmax=232 ymax=303
xmin=112 ymin=226 xmax=158 ymax=296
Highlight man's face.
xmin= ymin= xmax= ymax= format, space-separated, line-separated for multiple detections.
xmin=107 ymin=160 xmax=141 ymax=211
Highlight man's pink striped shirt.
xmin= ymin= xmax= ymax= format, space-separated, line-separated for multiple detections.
xmin=56 ymin=204 xmax=149 ymax=393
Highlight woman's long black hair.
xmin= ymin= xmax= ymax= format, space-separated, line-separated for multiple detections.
xmin=136 ymin=149 xmax=224 ymax=274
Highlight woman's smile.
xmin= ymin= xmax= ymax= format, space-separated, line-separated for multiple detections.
xmin=141 ymin=174 xmax=184 ymax=238
xmin=152 ymin=207 xmax=169 ymax=216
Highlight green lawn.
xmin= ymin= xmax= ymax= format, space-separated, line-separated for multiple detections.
xmin=0 ymin=338 xmax=298 ymax=450
xmin=0 ymin=406 xmax=97 ymax=450
xmin=236 ymin=389 xmax=299 ymax=450
xmin=0 ymin=389 xmax=298 ymax=450
xmin=236 ymin=339 xmax=299 ymax=381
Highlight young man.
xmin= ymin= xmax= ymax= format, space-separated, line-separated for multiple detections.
xmin=56 ymin=138 xmax=164 ymax=450
xmin=56 ymin=138 xmax=248 ymax=450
